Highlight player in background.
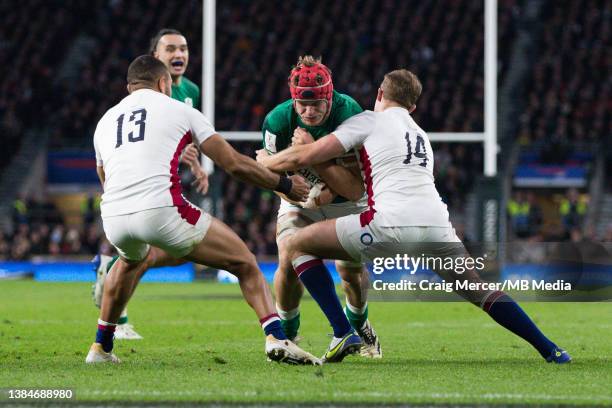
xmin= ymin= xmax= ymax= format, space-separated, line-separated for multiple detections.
xmin=258 ymin=69 xmax=572 ymax=364
xmin=86 ymin=55 xmax=319 ymax=365
xmin=261 ymin=55 xmax=381 ymax=360
xmin=92 ymin=29 xmax=206 ymax=340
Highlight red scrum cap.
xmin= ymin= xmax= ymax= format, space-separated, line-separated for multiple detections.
xmin=288 ymin=56 xmax=333 ymax=106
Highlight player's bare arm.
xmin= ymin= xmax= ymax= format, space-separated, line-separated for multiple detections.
xmin=252 ymin=150 xmax=308 ymax=207
xmin=201 ymin=134 xmax=309 ymax=202
xmin=258 ymin=133 xmax=346 ymax=174
xmin=292 ymin=127 xmax=364 ymax=201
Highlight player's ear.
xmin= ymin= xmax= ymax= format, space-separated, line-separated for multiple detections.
xmin=126 ymin=84 xmax=132 ymax=94
xmin=408 ymin=104 xmax=416 ymax=113
xmin=376 ymin=88 xmax=383 ymax=102
xmin=157 ymin=76 xmax=166 ymax=95
xmin=159 ymin=75 xmax=172 ymax=96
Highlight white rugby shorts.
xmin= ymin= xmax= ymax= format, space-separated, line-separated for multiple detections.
xmin=277 ymin=198 xmax=367 ymax=268
xmin=276 ymin=197 xmax=367 ymax=242
xmin=102 ymin=205 xmax=212 ymax=262
xmin=336 ymin=212 xmax=463 ymax=262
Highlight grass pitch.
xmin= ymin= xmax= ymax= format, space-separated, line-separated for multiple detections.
xmin=0 ymin=280 xmax=610 ymax=406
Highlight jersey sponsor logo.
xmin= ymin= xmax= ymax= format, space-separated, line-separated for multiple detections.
xmin=184 ymin=97 xmax=193 ymax=107
xmin=264 ymin=130 xmax=277 ymax=153
xmin=296 ymin=167 xmax=322 ymax=186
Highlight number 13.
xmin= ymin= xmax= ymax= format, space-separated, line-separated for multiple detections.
xmin=116 ymin=109 xmax=147 ymax=148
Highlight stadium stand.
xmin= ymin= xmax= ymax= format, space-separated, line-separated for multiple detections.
xmin=0 ymin=0 xmax=97 ymax=171
xmin=518 ymin=0 xmax=609 ymax=149
xmin=507 ymin=0 xmax=609 ymax=244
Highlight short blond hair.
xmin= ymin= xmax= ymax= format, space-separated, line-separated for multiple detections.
xmin=381 ymin=69 xmax=422 ymax=108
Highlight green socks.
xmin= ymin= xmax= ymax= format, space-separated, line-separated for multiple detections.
xmin=276 ymin=305 xmax=300 ymax=341
xmin=280 ymin=314 xmax=300 ymax=340
xmin=117 ymin=308 xmax=128 ymax=325
xmin=345 ymin=302 xmax=368 ymax=330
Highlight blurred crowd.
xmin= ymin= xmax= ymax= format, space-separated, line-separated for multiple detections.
xmin=0 ymin=0 xmax=96 ymax=171
xmin=507 ymin=187 xmax=612 ymax=249
xmin=2 ymin=194 xmax=110 ymax=260
xmin=506 ymin=188 xmax=612 ymax=266
xmin=516 ymin=0 xmax=610 ymax=155
xmin=214 ymin=0 xmax=488 ymax=132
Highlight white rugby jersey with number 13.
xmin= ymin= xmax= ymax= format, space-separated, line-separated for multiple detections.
xmin=93 ymin=89 xmax=216 ymax=218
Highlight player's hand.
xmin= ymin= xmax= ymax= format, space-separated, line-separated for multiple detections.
xmin=314 ymin=185 xmax=337 ymax=207
xmin=285 ymin=174 xmax=310 ymax=202
xmin=255 ymin=149 xmax=269 ymax=165
xmin=302 ymin=184 xmax=337 ymax=209
xmin=292 ymin=127 xmax=315 ymax=145
xmin=191 ymin=165 xmax=209 ymax=195
xmin=181 ymin=143 xmax=200 ymax=167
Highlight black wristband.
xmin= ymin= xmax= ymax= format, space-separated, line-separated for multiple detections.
xmin=274 ymin=175 xmax=293 ymax=195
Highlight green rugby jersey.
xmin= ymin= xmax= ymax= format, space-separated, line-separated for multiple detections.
xmin=172 ymin=76 xmax=200 ymax=109
xmin=262 ymin=90 xmax=363 ymax=201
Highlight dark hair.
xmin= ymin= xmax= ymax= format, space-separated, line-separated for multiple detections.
xmin=381 ymin=69 xmax=422 ymax=108
xmin=127 ymin=55 xmax=169 ymax=87
xmin=149 ymin=28 xmax=184 ymax=54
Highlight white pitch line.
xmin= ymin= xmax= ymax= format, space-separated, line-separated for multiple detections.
xmin=77 ymin=389 xmax=612 ymax=403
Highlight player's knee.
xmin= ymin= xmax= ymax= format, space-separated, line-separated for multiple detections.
xmin=283 ymin=235 xmax=301 ymax=262
xmin=336 ymin=263 xmax=363 ymax=281
xmin=275 ymin=258 xmax=296 ymax=281
xmin=224 ymin=252 xmax=258 ymax=279
xmin=277 ymin=235 xmax=293 ymax=275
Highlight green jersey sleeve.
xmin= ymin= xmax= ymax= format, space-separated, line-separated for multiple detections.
xmin=171 ymin=77 xmax=200 ymax=110
xmin=261 ymin=100 xmax=293 ymax=154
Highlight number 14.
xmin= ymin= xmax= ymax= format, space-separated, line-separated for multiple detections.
xmin=403 ymin=132 xmax=428 ymax=167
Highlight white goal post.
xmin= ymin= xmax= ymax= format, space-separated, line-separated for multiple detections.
xmin=202 ymin=0 xmax=497 ymax=177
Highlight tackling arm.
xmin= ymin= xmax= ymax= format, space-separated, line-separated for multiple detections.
xmin=258 ymin=134 xmax=346 ymax=173
xmin=200 ymin=134 xmax=309 ymax=202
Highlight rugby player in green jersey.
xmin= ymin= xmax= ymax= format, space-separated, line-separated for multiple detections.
xmin=91 ymin=29 xmax=209 ymax=340
xmin=259 ymin=55 xmax=382 ymax=360
xmin=151 ymin=29 xmax=200 ymax=110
